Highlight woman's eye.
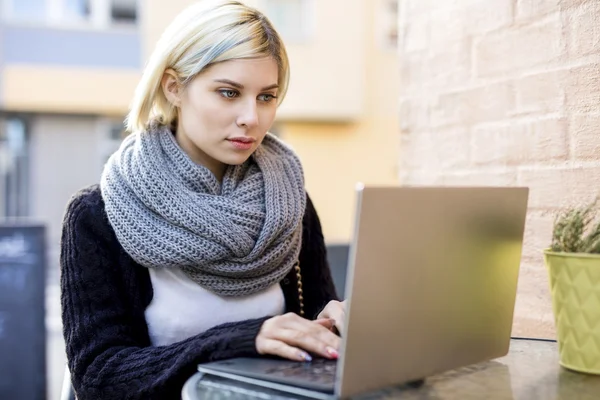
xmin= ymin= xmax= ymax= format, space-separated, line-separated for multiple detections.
xmin=219 ymin=90 xmax=238 ymax=99
xmin=258 ymin=94 xmax=277 ymax=102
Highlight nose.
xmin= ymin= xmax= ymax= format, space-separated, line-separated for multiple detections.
xmin=236 ymin=100 xmax=259 ymax=129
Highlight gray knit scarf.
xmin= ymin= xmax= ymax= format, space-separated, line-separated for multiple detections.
xmin=100 ymin=123 xmax=306 ymax=297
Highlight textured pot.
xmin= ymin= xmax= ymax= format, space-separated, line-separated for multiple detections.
xmin=544 ymin=250 xmax=600 ymax=374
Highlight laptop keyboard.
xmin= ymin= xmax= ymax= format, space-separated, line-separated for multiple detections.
xmin=264 ymin=358 xmax=337 ymax=385
xmin=197 ymin=377 xmax=309 ymax=400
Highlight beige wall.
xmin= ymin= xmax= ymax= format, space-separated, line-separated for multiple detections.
xmin=283 ymin=115 xmax=399 ymax=243
xmin=398 ymin=0 xmax=600 ymax=338
xmin=2 ymin=65 xmax=139 ymax=115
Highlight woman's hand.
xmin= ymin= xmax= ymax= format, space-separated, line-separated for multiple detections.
xmin=317 ymin=300 xmax=347 ymax=335
xmin=256 ymin=313 xmax=340 ymax=362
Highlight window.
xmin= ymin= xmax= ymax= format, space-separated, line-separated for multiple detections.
xmin=261 ymin=0 xmax=315 ymax=42
xmin=2 ymin=0 xmax=138 ymax=28
xmin=111 ymin=0 xmax=137 ymax=24
xmin=7 ymin=0 xmax=47 ymax=22
xmin=0 ymin=117 xmax=29 ymax=219
xmin=63 ymin=0 xmax=91 ymax=21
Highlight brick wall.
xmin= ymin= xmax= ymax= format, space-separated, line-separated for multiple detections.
xmin=398 ymin=0 xmax=600 ymax=338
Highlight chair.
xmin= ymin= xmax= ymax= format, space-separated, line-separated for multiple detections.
xmin=326 ymin=243 xmax=350 ymax=298
xmin=60 ymin=365 xmax=76 ymax=400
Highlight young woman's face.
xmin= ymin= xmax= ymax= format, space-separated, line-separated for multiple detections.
xmin=162 ymin=57 xmax=280 ymax=180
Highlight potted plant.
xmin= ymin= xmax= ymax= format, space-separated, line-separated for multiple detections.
xmin=544 ymin=198 xmax=600 ymax=374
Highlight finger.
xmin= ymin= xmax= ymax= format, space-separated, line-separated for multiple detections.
xmin=326 ymin=308 xmax=345 ymax=335
xmin=320 ymin=306 xmax=345 ymax=336
xmin=334 ymin=312 xmax=345 ymax=335
xmin=260 ymin=338 xmax=313 ymax=362
xmin=286 ymin=320 xmax=342 ymax=357
xmin=292 ymin=316 xmax=341 ymax=343
xmin=276 ymin=328 xmax=339 ymax=359
xmin=318 ymin=302 xmax=346 ymax=325
xmin=313 ymin=318 xmax=336 ymax=330
xmin=316 ymin=301 xmax=336 ymax=320
xmin=277 ymin=313 xmax=341 ymax=353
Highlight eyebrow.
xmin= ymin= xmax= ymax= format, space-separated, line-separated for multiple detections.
xmin=213 ymin=79 xmax=279 ymax=91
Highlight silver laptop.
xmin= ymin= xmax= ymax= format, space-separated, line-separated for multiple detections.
xmin=194 ymin=185 xmax=529 ymax=399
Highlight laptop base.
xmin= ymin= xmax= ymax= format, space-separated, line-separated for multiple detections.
xmin=197 ymin=360 xmax=428 ymax=400
xmin=196 ymin=367 xmax=336 ymax=400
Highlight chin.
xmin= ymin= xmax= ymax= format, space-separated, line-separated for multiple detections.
xmin=222 ymin=153 xmax=253 ymax=166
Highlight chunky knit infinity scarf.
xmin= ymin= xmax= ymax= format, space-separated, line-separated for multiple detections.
xmin=100 ymin=123 xmax=306 ymax=297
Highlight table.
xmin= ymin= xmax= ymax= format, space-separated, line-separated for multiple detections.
xmin=182 ymin=339 xmax=600 ymax=399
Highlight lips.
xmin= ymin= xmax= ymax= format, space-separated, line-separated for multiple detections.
xmin=227 ymin=137 xmax=256 ymax=150
xmin=228 ymin=137 xmax=256 ymax=144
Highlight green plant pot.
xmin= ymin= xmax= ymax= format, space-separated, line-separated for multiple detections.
xmin=544 ymin=250 xmax=600 ymax=374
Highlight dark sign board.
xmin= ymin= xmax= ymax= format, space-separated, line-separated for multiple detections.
xmin=0 ymin=224 xmax=46 ymax=400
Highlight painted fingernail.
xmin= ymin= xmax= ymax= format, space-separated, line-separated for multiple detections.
xmin=326 ymin=347 xmax=339 ymax=359
xmin=299 ymin=351 xmax=312 ymax=362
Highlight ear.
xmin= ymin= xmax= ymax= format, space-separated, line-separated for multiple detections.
xmin=161 ymin=69 xmax=182 ymax=106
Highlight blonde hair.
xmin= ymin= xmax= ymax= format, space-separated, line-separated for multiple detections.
xmin=126 ymin=0 xmax=290 ymax=133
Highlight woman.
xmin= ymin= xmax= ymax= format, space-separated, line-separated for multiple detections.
xmin=60 ymin=0 xmax=346 ymax=399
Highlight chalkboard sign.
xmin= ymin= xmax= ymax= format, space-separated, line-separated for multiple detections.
xmin=0 ymin=224 xmax=46 ymax=400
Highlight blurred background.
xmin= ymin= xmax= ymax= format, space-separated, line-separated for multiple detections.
xmin=1 ymin=0 xmax=599 ymax=399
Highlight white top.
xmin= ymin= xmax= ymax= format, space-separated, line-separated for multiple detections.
xmin=144 ymin=268 xmax=286 ymax=346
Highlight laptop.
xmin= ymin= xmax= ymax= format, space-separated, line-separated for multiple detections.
xmin=195 ymin=185 xmax=529 ymax=399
